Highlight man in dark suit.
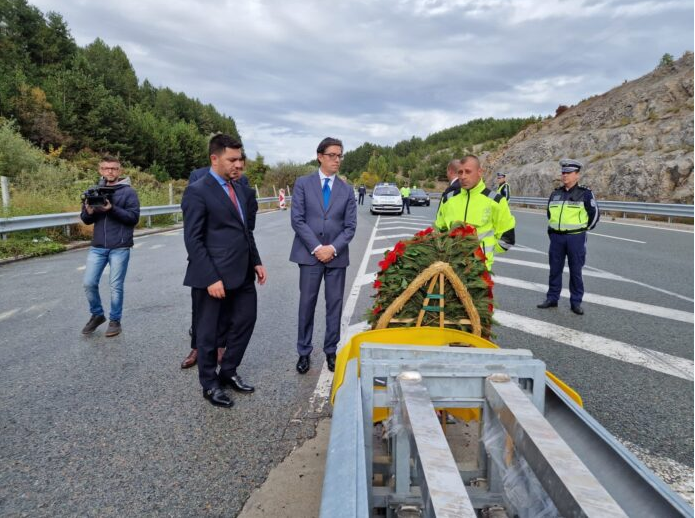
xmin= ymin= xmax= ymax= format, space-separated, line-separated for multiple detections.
xmin=290 ymin=137 xmax=357 ymax=374
xmin=182 ymin=134 xmax=267 ymax=408
xmin=181 ymin=158 xmax=258 ymax=369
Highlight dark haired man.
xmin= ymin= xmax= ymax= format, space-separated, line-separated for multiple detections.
xmin=80 ymin=155 xmax=140 ymax=337
xmin=290 ymin=137 xmax=357 ymax=374
xmin=182 ymin=134 xmax=267 ymax=408
xmin=181 ymin=150 xmax=258 ymax=369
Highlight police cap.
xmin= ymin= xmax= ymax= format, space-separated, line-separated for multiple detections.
xmin=496 ymin=172 xmax=507 ymax=178
xmin=560 ymin=158 xmax=582 ymax=173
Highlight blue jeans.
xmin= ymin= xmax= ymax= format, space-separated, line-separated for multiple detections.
xmin=83 ymin=247 xmax=131 ymax=321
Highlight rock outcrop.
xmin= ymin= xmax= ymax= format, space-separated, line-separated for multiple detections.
xmin=484 ymin=53 xmax=694 ymax=203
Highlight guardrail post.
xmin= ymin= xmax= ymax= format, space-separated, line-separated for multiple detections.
xmin=1 ymin=176 xmax=9 ymax=209
xmin=64 ymin=225 xmax=71 ymax=238
xmin=146 ymin=215 xmax=152 ymax=228
xmin=168 ymin=183 xmax=174 ymax=205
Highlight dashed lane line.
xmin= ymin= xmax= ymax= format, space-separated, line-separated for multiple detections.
xmin=589 ymin=232 xmax=646 ymax=244
xmin=496 ymin=310 xmax=693 ymax=381
xmin=494 ymin=276 xmax=693 ymax=324
xmin=494 ymin=257 xmax=694 ymax=303
xmin=374 ymin=233 xmax=417 ymax=241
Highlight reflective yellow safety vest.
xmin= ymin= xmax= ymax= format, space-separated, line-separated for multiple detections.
xmin=435 ymin=179 xmax=516 ymax=269
xmin=547 ymin=185 xmax=598 ymax=234
xmin=400 ymin=186 xmax=411 ymax=198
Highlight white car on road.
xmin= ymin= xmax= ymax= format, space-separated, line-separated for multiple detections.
xmin=370 ymin=184 xmax=403 ymax=215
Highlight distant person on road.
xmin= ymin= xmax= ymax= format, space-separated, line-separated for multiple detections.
xmin=181 ymin=134 xmax=267 ymax=408
xmin=537 ymin=159 xmax=599 ymax=315
xmin=290 ymin=137 xmax=357 ymax=375
xmin=438 ymin=159 xmax=461 ymax=210
xmin=496 ymin=172 xmax=510 ymax=201
xmin=181 ymin=154 xmax=258 ymax=370
xmin=358 ymin=184 xmax=367 ymax=205
xmin=80 ymin=155 xmax=141 ymax=338
xmin=435 ymin=155 xmax=515 ymax=269
xmin=400 ymin=184 xmax=411 ymax=214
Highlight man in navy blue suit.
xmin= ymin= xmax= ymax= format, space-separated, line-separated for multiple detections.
xmin=181 ymin=155 xmax=258 ymax=369
xmin=290 ymin=137 xmax=357 ymax=374
xmin=182 ymin=134 xmax=267 ymax=408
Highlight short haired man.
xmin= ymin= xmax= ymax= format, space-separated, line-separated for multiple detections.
xmin=358 ymin=184 xmax=367 ymax=205
xmin=181 ymin=151 xmax=257 ymax=369
xmin=439 ymin=159 xmax=461 ymax=207
xmin=496 ymin=172 xmax=510 ymax=201
xmin=537 ymin=159 xmax=599 ymax=315
xmin=182 ymin=134 xmax=267 ymax=407
xmin=290 ymin=137 xmax=357 ymax=374
xmin=80 ymin=155 xmax=141 ymax=337
xmin=435 ymin=155 xmax=515 ymax=269
xmin=399 ymin=184 xmax=411 ymax=214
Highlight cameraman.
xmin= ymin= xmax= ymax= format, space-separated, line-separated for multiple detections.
xmin=80 ymin=155 xmax=140 ymax=337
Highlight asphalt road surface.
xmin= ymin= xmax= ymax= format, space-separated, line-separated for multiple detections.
xmin=0 ymin=202 xmax=692 ymax=516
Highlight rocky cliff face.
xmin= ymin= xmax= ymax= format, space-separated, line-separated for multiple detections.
xmin=483 ymin=53 xmax=694 ymax=203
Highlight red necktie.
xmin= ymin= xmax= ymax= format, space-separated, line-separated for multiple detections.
xmin=225 ymin=182 xmax=241 ymax=216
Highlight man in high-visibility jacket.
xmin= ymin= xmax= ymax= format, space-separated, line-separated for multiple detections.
xmin=400 ymin=185 xmax=411 ymax=214
xmin=496 ymin=172 xmax=510 ymax=201
xmin=435 ymin=155 xmax=515 ymax=269
xmin=537 ymin=159 xmax=599 ymax=315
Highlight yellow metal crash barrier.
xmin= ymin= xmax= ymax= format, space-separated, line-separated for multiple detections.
xmin=330 ymin=327 xmax=582 ymax=423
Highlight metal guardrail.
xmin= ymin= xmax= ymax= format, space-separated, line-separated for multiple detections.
xmin=510 ymin=196 xmax=694 ymax=218
xmin=0 ymin=196 xmax=290 ymax=236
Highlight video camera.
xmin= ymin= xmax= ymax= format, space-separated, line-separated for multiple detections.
xmin=81 ymin=185 xmax=116 ymax=207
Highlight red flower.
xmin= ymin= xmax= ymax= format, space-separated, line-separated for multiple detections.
xmin=487 ymin=286 xmax=494 ymax=299
xmin=474 ymin=247 xmax=486 ymax=261
xmin=378 ymin=250 xmax=399 ymax=271
xmin=449 ymin=225 xmax=476 ymax=238
xmin=373 ymin=279 xmax=382 ymax=289
xmin=393 ymin=241 xmax=406 ymax=256
xmin=488 ymin=303 xmax=494 ymax=313
xmin=372 ymin=305 xmax=382 ymax=315
xmin=481 ymin=270 xmax=494 ymax=288
xmin=415 ymin=227 xmax=434 ymax=237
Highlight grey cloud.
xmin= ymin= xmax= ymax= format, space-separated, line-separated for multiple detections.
xmin=30 ymin=0 xmax=693 ymax=163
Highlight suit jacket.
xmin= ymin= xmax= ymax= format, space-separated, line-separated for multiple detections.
xmin=289 ymin=172 xmax=357 ymax=268
xmin=182 ymin=173 xmax=261 ymax=290
xmin=189 ymin=168 xmax=257 ymax=230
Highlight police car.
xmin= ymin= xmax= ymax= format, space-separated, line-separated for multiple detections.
xmin=370 ymin=183 xmax=403 ymax=215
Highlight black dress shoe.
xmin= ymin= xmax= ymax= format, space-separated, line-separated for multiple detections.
xmin=571 ymin=305 xmax=584 ymax=315
xmin=326 ymin=353 xmax=336 ymax=373
xmin=219 ymin=373 xmax=255 ymax=393
xmin=296 ymin=355 xmax=310 ymax=374
xmin=537 ymin=300 xmax=558 ymax=309
xmin=203 ymin=388 xmax=233 ymax=408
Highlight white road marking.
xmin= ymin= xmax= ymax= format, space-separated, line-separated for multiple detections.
xmin=133 ymin=243 xmax=142 ymax=249
xmin=0 ymin=309 xmax=20 ymax=321
xmin=398 ymin=215 xmax=432 ymax=221
xmin=509 ymin=244 xmax=547 ymax=255
xmin=494 ymin=258 xmax=694 ymax=303
xmin=376 ymin=225 xmax=426 ymax=231
xmin=32 ymin=271 xmax=48 ymax=275
xmin=590 ymin=232 xmax=646 ymax=244
xmin=494 ymin=276 xmax=693 ymax=323
xmin=310 ymin=216 xmax=382 ymax=413
xmin=374 ymin=233 xmax=416 ymax=241
xmin=77 ymin=266 xmax=86 ymax=271
xmin=149 ymin=244 xmax=164 ymax=249
xmin=371 ymin=247 xmax=389 ymax=256
xmin=496 ymin=310 xmax=693 ymax=381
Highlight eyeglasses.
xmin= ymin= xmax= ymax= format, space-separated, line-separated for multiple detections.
xmin=321 ymin=153 xmax=344 ymax=160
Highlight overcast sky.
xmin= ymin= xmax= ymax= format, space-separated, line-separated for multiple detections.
xmin=30 ymin=0 xmax=694 ymax=164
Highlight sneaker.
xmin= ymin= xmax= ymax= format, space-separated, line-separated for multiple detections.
xmin=82 ymin=314 xmax=106 ymax=334
xmin=105 ymin=320 xmax=122 ymax=337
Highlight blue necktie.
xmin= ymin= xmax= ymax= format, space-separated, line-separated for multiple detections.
xmin=322 ymin=178 xmax=331 ymax=210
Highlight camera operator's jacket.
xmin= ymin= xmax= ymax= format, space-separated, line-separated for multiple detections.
xmin=80 ymin=177 xmax=141 ymax=249
xmin=435 ymin=179 xmax=515 ymax=269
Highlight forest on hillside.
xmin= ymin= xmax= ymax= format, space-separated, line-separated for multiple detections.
xmin=0 ymin=0 xmax=239 ymax=180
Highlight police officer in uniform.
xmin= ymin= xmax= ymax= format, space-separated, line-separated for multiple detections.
xmin=496 ymin=172 xmax=510 ymax=201
xmin=435 ymin=155 xmax=515 ymax=269
xmin=537 ymin=159 xmax=599 ymax=315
